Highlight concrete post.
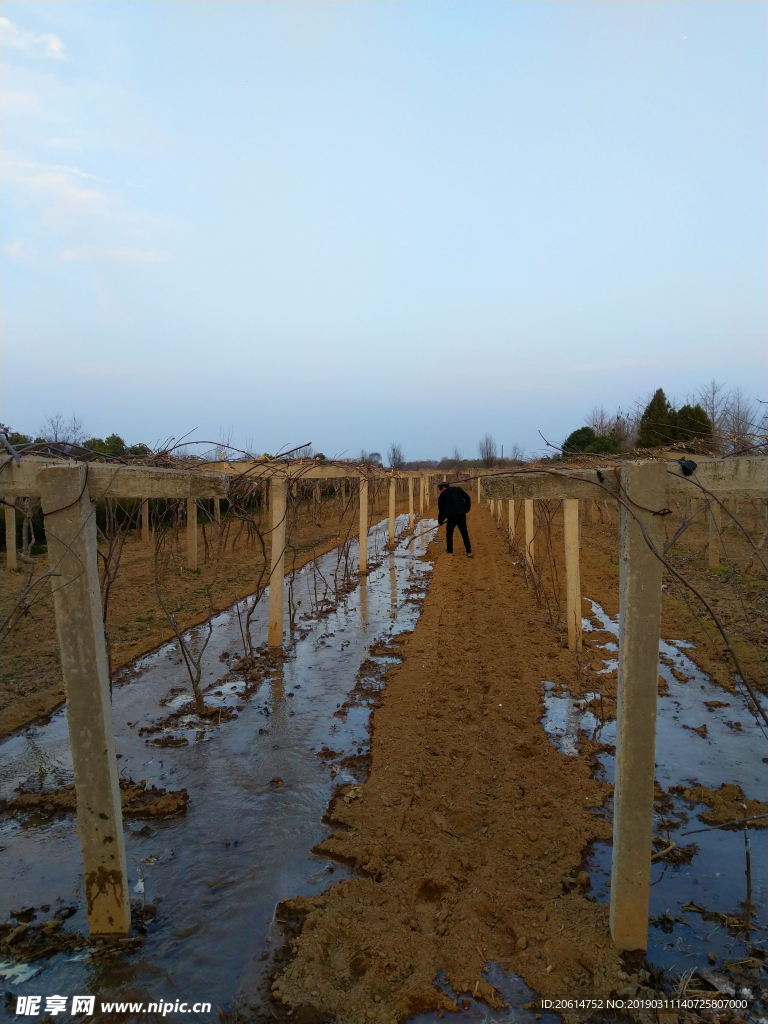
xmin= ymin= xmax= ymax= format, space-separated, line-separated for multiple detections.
xmin=140 ymin=499 xmax=151 ymax=544
xmin=408 ymin=477 xmax=414 ymax=530
xmin=564 ymin=499 xmax=582 ymax=653
xmin=590 ymin=499 xmax=598 ymax=523
xmin=214 ymin=497 xmax=221 ymax=524
xmin=477 ymin=476 xmax=481 ymax=503
xmin=359 ymin=479 xmax=368 ymax=574
xmin=610 ymin=460 xmax=666 ymax=951
xmin=186 ymin=499 xmax=197 ymax=570
xmin=419 ymin=476 xmax=425 ymax=515
xmin=508 ymin=499 xmax=515 ymax=547
xmin=524 ymin=499 xmax=535 ymax=571
xmin=388 ymin=477 xmax=396 ymax=548
xmin=39 ymin=465 xmax=130 ymax=937
xmin=424 ymin=475 xmax=430 ymax=509
xmin=5 ymin=502 xmax=17 ymax=569
xmin=708 ymin=500 xmax=721 ymax=568
xmin=268 ymin=477 xmax=287 ymax=647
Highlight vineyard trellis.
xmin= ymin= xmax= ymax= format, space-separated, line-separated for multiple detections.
xmin=483 ymin=454 xmax=767 ymax=952
xmin=2 ymin=448 xmax=764 ymax=958
xmin=0 ymin=453 xmax=438 ymax=938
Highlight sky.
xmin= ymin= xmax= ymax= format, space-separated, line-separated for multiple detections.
xmin=2 ymin=1 xmax=766 ymax=461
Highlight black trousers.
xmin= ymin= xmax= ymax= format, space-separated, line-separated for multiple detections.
xmin=445 ymin=514 xmax=471 ymax=554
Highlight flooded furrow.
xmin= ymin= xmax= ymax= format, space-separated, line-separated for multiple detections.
xmin=542 ymin=600 xmax=766 ymax=973
xmin=0 ymin=517 xmax=438 ymax=1014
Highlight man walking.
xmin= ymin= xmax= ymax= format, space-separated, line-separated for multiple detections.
xmin=437 ymin=481 xmax=473 ymax=557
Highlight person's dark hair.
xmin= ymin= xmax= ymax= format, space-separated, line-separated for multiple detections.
xmin=438 ymin=481 xmax=450 ymax=489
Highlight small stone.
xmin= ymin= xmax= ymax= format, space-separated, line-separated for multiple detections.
xmin=576 ymin=871 xmax=590 ymax=886
xmin=515 ymin=936 xmax=528 ymax=951
xmin=707 ymin=951 xmax=717 ymax=964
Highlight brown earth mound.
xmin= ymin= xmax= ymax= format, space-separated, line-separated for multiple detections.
xmin=2 ymin=778 xmax=189 ymax=819
xmin=672 ymin=782 xmax=767 ymax=830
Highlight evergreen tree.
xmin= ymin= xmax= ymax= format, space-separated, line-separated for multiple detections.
xmin=670 ymin=404 xmax=712 ymax=443
xmin=86 ymin=433 xmax=128 ymax=455
xmin=637 ymin=389 xmax=673 ymax=448
xmin=563 ymin=426 xmax=597 ymax=454
xmin=563 ymin=425 xmax=620 ymax=455
xmin=585 ymin=431 xmax=620 ymax=454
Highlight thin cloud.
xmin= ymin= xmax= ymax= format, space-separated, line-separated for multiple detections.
xmin=3 ymin=159 xmax=110 ymax=226
xmin=58 ymin=247 xmax=171 ymax=266
xmin=3 ymin=240 xmax=36 ymax=262
xmin=0 ymin=17 xmax=65 ymax=60
xmin=1 ymin=90 xmax=38 ymax=116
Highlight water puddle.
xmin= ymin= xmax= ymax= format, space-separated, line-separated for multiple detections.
xmin=1 ymin=516 xmax=438 ymax=1014
xmin=409 ymin=964 xmax=561 ymax=1024
xmin=540 ymin=600 xmax=766 ymax=974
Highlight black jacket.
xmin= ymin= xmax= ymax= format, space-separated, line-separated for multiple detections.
xmin=437 ymin=486 xmax=471 ymax=524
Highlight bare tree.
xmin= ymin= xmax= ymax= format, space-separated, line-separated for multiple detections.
xmin=39 ymin=413 xmax=88 ymax=447
xmin=452 ymin=446 xmax=463 ymax=464
xmin=695 ymin=379 xmax=730 ymax=446
xmin=387 ymin=443 xmax=405 ymax=469
xmin=508 ymin=442 xmax=525 ymax=463
xmin=478 ymin=434 xmax=498 ymax=467
xmin=587 ymin=407 xmax=612 ymax=437
xmin=724 ymin=388 xmax=758 ymax=438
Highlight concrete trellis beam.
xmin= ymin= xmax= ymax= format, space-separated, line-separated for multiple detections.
xmin=508 ymin=499 xmax=515 ymax=546
xmin=408 ymin=477 xmax=414 ymax=530
xmin=1 ymin=458 xmax=228 ymax=501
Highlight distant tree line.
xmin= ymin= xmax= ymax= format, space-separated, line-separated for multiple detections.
xmin=562 ymin=380 xmax=765 ymax=456
xmin=5 ymin=414 xmax=149 ymax=457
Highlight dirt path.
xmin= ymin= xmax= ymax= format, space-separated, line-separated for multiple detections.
xmin=271 ymin=508 xmax=626 ymax=1022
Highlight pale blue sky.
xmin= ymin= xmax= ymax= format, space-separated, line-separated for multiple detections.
xmin=2 ymin=1 xmax=765 ymax=459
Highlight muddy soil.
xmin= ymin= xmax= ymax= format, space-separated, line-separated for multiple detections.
xmin=1 ymin=488 xmax=407 ymax=736
xmin=266 ymin=511 xmax=624 ymax=1023
xmin=265 ymin=503 xmax=766 ymax=1024
xmin=1 ymin=778 xmax=189 ymax=821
